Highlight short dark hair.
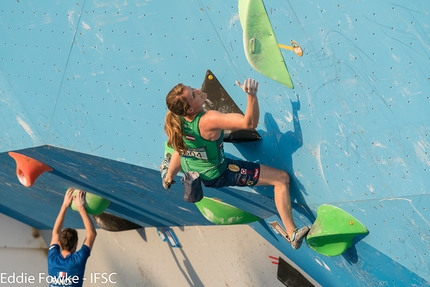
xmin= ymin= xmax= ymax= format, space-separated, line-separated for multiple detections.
xmin=59 ymin=228 xmax=78 ymax=251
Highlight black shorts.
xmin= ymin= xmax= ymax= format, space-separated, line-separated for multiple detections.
xmin=201 ymin=158 xmax=260 ymax=188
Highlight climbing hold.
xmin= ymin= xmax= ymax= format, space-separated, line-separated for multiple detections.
xmin=195 ymin=197 xmax=261 ymax=225
xmin=278 ymin=40 xmax=303 ymax=57
xmin=8 ymin=152 xmax=53 ymax=187
xmin=238 ymin=0 xmax=294 ymax=88
xmin=306 ymin=204 xmax=369 ymax=257
xmin=70 ymin=188 xmax=110 ymax=216
xmin=201 ymin=70 xmax=261 ymax=142
xmin=93 ymin=212 xmax=141 ymax=232
xmin=291 ymin=40 xmax=303 ymax=57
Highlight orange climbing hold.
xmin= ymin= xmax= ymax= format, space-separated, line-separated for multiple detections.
xmin=291 ymin=40 xmax=303 ymax=57
xmin=8 ymin=152 xmax=52 ymax=187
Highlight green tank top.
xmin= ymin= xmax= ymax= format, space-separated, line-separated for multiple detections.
xmin=180 ymin=112 xmax=227 ymax=181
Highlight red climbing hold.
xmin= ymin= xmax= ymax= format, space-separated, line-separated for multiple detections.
xmin=8 ymin=152 xmax=52 ymax=187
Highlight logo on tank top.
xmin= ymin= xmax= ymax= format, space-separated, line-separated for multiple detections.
xmin=185 ymin=134 xmax=195 ymax=141
xmin=184 ymin=147 xmax=208 ymax=160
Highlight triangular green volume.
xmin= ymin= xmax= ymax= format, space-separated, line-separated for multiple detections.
xmin=238 ymin=0 xmax=294 ymax=88
xmin=306 ymin=204 xmax=369 ymax=256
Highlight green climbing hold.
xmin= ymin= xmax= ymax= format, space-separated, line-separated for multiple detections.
xmin=70 ymin=189 xmax=110 ymax=216
xmin=306 ymin=204 xmax=369 ymax=257
xmin=238 ymin=0 xmax=294 ymax=88
xmin=195 ymin=197 xmax=261 ymax=225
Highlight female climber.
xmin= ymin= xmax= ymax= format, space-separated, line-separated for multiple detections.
xmin=161 ymin=78 xmax=309 ymax=249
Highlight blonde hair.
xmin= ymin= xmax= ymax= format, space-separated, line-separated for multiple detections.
xmin=164 ymin=83 xmax=189 ymax=154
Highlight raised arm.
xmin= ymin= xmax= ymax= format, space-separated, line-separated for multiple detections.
xmin=74 ymin=191 xmax=97 ymax=250
xmin=50 ymin=188 xmax=74 ymax=246
xmin=202 ymin=78 xmax=260 ymax=133
xmin=236 ymin=78 xmax=260 ymax=129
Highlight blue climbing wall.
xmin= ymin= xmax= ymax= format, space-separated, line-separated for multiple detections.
xmin=1 ymin=0 xmax=429 ymax=286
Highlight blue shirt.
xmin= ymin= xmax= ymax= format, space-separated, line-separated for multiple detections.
xmin=47 ymin=244 xmax=91 ymax=287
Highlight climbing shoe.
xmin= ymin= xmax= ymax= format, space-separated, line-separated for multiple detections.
xmin=289 ymin=226 xmax=310 ymax=250
xmin=160 ymin=157 xmax=175 ymax=189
